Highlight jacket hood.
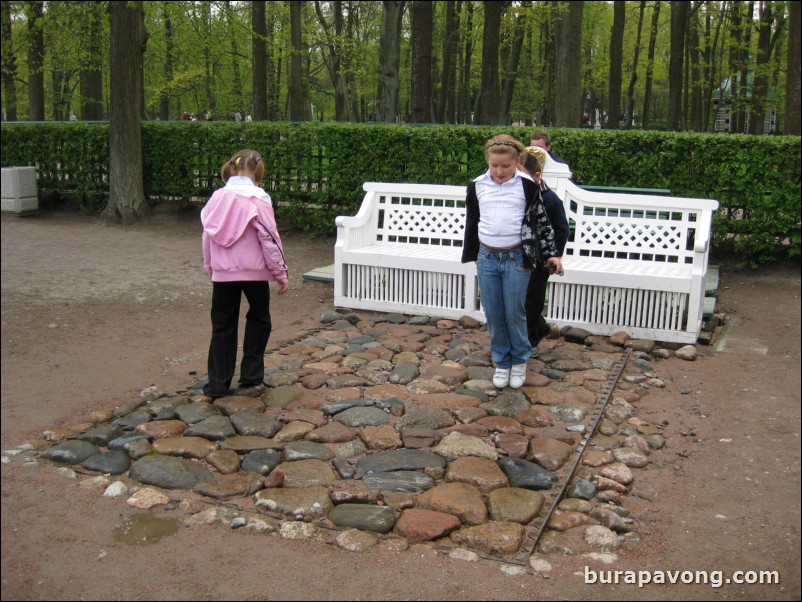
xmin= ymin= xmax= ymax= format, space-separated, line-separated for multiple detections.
xmin=201 ymin=192 xmax=258 ymax=248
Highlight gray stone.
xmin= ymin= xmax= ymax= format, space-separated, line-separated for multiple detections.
xmin=332 ymin=457 xmax=356 ymax=479
xmin=112 ymin=410 xmax=152 ymax=430
xmin=549 ymin=403 xmax=590 ymax=423
xmin=333 ymin=406 xmax=390 ymax=427
xmin=82 ymin=450 xmax=131 ymax=475
xmin=320 ymin=400 xmax=375 ymax=416
xmin=174 ymin=402 xmax=222 ymax=424
xmin=389 ymin=363 xmax=419 ymax=385
xmin=129 ymin=455 xmax=213 ymax=489
xmin=77 ymin=423 xmax=125 ymax=446
xmin=362 ymin=471 xmax=435 ymax=492
xmin=241 ymin=449 xmax=283 ymax=475
xmin=283 ymin=441 xmax=335 ymax=462
xmin=184 ymin=415 xmax=236 ymax=440
xmin=328 ymin=504 xmax=396 ymax=533
xmin=254 ymin=486 xmax=333 ymax=518
xmin=42 ymin=440 xmax=101 ymax=465
xmin=108 ymin=433 xmax=151 ymax=450
xmin=263 ymin=385 xmax=304 ymax=408
xmin=566 ymin=478 xmax=597 ymax=500
xmin=358 ymin=449 xmax=447 ymax=473
xmin=397 ymin=405 xmax=455 ymax=430
xmin=230 ymin=413 xmax=283 ymax=438
xmin=480 ymin=390 xmax=530 ymax=417
xmin=497 ymin=457 xmax=557 ymax=490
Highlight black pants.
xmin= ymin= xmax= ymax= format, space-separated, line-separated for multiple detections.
xmin=204 ymin=280 xmax=271 ymax=397
xmin=525 ymin=268 xmax=552 ymax=346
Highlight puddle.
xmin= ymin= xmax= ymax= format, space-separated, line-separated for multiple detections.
xmin=113 ymin=512 xmax=180 ymax=545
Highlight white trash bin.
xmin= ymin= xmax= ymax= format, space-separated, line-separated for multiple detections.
xmin=1 ymin=166 xmax=39 ymax=215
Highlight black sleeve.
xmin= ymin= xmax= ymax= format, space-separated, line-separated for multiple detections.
xmin=542 ymin=188 xmax=569 ymax=256
xmin=461 ymin=182 xmax=480 ymax=263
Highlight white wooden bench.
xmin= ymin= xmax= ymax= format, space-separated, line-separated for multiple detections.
xmin=334 ymin=159 xmax=718 ymax=344
xmin=334 ymin=182 xmax=483 ymax=321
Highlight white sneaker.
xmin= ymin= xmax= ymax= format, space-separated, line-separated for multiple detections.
xmin=509 ymin=363 xmax=527 ymax=389
xmin=493 ymin=368 xmax=510 ymax=388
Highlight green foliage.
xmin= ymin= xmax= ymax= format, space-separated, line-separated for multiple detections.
xmin=2 ymin=122 xmax=799 ymax=265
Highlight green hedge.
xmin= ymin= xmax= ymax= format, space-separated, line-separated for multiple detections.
xmin=2 ymin=122 xmax=799 ymax=265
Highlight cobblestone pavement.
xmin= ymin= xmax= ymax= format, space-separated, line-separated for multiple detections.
xmin=18 ymin=309 xmax=694 ymax=565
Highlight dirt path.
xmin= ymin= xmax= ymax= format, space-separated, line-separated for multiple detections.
xmin=1 ymin=207 xmax=799 ymax=601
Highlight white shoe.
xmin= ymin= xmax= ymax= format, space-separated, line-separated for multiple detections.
xmin=509 ymin=363 xmax=527 ymax=389
xmin=493 ymin=368 xmax=510 ymax=388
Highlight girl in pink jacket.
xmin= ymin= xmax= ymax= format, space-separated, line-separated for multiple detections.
xmin=200 ymin=149 xmax=289 ymax=398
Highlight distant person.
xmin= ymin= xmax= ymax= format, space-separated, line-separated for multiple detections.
xmin=244 ymin=113 xmax=252 ymax=122
xmin=182 ymin=111 xmax=189 ymax=121
xmin=68 ymin=111 xmax=77 ymax=122
xmin=529 ymin=131 xmax=567 ymax=165
xmin=234 ymin=111 xmax=242 ymax=123
xmin=521 ymin=146 xmax=569 ymax=357
xmin=461 ymin=134 xmax=562 ymax=390
xmin=200 ymin=149 xmax=289 ymax=398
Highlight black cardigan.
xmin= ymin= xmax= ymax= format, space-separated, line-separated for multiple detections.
xmin=460 ymin=176 xmax=541 ymax=268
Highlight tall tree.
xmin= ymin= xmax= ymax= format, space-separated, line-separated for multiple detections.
xmin=288 ymin=0 xmax=312 ymax=120
xmin=26 ymin=1 xmax=44 ymax=120
xmin=409 ymin=1 xmax=433 ymax=122
xmin=608 ymin=0 xmax=625 ymax=129
xmin=79 ymin=1 xmax=104 ymax=120
xmin=554 ymin=0 xmax=583 ymax=127
xmin=435 ymin=0 xmax=457 ymax=123
xmin=475 ymin=0 xmax=503 ymax=124
xmin=376 ymin=1 xmax=405 ymax=122
xmin=459 ymin=0 xmax=475 ymax=124
xmin=104 ymin=0 xmax=146 ymax=225
xmin=785 ymin=0 xmax=801 ymax=135
xmin=1 ymin=0 xmax=18 ymax=121
xmin=642 ymin=0 xmax=661 ymax=129
xmin=224 ymin=0 xmax=243 ymax=116
xmin=315 ymin=0 xmax=356 ymax=121
xmin=252 ymin=1 xmax=268 ymax=120
xmin=626 ymin=1 xmax=646 ymax=127
xmin=749 ymin=0 xmax=783 ymax=134
xmin=667 ymin=0 xmax=688 ymax=131
xmin=500 ymin=0 xmax=529 ymax=125
xmin=158 ymin=2 xmax=174 ymax=121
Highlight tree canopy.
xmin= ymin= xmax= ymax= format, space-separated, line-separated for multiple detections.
xmin=1 ymin=1 xmax=798 ymax=133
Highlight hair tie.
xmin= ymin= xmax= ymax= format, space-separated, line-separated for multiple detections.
xmin=254 ymin=157 xmax=261 ymax=164
xmin=235 ymin=157 xmax=242 ymax=166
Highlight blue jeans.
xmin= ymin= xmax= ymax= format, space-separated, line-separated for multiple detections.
xmin=476 ymin=245 xmax=532 ymax=368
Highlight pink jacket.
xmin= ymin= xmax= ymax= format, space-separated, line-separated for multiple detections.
xmin=201 ymin=188 xmax=288 ymax=283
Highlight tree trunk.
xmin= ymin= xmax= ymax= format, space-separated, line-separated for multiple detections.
xmin=554 ymin=0 xmax=583 ymax=127
xmin=1 ymin=0 xmax=18 ymax=121
xmin=252 ymin=1 xmax=268 ymax=120
xmin=288 ymin=0 xmax=312 ymax=121
xmin=736 ymin=1 xmax=754 ymax=133
xmin=460 ymin=1 xmax=474 ymax=124
xmin=749 ymin=0 xmax=780 ymax=135
xmin=627 ymin=1 xmax=646 ymax=128
xmin=104 ymin=0 xmax=146 ymax=225
xmin=225 ymin=0 xmax=243 ymax=116
xmin=500 ymin=1 xmax=529 ymax=125
xmin=410 ymin=1 xmax=433 ymax=122
xmin=608 ymin=0 xmax=625 ymax=129
xmin=201 ymin=1 xmax=214 ymax=117
xmin=642 ymin=0 xmax=661 ymax=130
xmin=436 ymin=0 xmax=457 ymax=123
xmin=786 ymin=0 xmax=801 ymax=135
xmin=668 ymin=0 xmax=688 ymax=131
xmin=159 ymin=2 xmax=174 ymax=121
xmin=475 ymin=0 xmax=503 ymax=125
xmin=315 ymin=0 xmax=355 ymax=121
xmin=688 ymin=7 xmax=703 ymax=131
xmin=376 ymin=1 xmax=405 ymax=122
xmin=26 ymin=1 xmax=44 ymax=121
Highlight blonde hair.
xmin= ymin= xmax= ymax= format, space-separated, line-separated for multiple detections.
xmin=484 ymin=134 xmax=526 ymax=162
xmin=221 ymin=149 xmax=265 ymax=185
xmin=522 ymin=145 xmax=548 ymax=177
